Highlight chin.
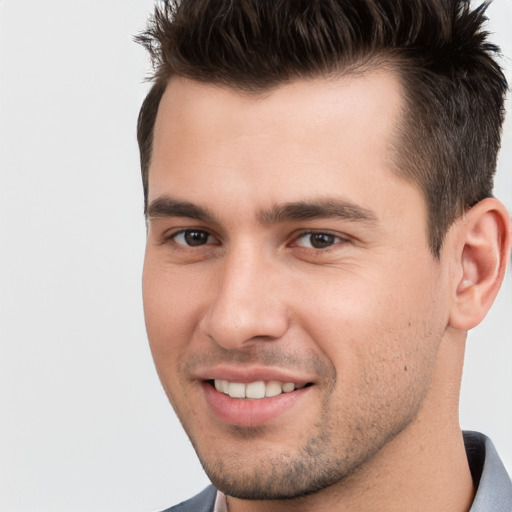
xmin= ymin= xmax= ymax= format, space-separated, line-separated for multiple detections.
xmin=197 ymin=441 xmax=356 ymax=501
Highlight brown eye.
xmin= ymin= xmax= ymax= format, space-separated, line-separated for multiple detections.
xmin=173 ymin=230 xmax=212 ymax=247
xmin=295 ymin=232 xmax=344 ymax=249
xmin=309 ymin=233 xmax=337 ymax=248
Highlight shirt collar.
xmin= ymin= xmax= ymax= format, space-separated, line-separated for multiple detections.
xmin=465 ymin=431 xmax=512 ymax=512
xmin=213 ymin=490 xmax=229 ymax=512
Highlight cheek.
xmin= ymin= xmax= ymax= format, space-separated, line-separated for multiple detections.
xmin=142 ymin=258 xmax=197 ymax=367
xmin=142 ymin=262 xmax=202 ymax=415
xmin=295 ymin=259 xmax=445 ymax=390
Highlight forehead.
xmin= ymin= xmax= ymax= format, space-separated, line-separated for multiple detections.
xmin=152 ymin=71 xmax=403 ymax=160
xmin=149 ymin=71 xmax=419 ymax=222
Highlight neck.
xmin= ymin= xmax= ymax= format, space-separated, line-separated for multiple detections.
xmin=229 ymin=333 xmax=474 ymax=512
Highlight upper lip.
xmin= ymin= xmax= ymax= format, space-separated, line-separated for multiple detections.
xmin=194 ymin=365 xmax=315 ymax=386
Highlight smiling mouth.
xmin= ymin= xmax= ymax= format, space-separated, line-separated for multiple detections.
xmin=210 ymin=379 xmax=313 ymax=399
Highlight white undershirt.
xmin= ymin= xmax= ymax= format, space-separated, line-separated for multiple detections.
xmin=213 ymin=491 xmax=229 ymax=512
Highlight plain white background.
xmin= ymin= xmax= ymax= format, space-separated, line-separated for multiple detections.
xmin=0 ymin=1 xmax=511 ymax=511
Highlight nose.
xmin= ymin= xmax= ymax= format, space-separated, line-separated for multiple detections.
xmin=199 ymin=247 xmax=289 ymax=350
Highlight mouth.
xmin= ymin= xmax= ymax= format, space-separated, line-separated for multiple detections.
xmin=210 ymin=379 xmax=312 ymax=399
xmin=202 ymin=377 xmax=314 ymax=427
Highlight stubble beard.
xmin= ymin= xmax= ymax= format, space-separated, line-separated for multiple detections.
xmin=170 ymin=341 xmax=435 ymax=501
xmin=188 ymin=400 xmax=418 ymax=501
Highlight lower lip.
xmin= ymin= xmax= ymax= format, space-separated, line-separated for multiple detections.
xmin=202 ymin=382 xmax=310 ymax=427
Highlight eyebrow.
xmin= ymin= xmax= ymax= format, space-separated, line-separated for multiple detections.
xmin=147 ymin=196 xmax=215 ymax=222
xmin=259 ymin=199 xmax=378 ymax=225
xmin=147 ymin=195 xmax=378 ymax=226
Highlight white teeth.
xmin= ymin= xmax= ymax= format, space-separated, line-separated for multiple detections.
xmin=213 ymin=379 xmax=302 ymax=399
xmin=214 ymin=379 xmax=229 ymax=393
xmin=245 ymin=381 xmax=266 ymax=399
xmin=265 ymin=381 xmax=283 ymax=397
xmin=282 ymin=382 xmax=295 ymax=393
xmin=228 ymin=382 xmax=246 ymax=398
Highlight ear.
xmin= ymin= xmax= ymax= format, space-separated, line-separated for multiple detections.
xmin=449 ymin=198 xmax=511 ymax=331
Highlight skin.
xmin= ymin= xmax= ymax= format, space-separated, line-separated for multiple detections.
xmin=142 ymin=71 xmax=510 ymax=511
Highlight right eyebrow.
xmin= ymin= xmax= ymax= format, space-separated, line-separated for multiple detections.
xmin=146 ymin=196 xmax=215 ymax=222
xmin=258 ymin=199 xmax=378 ymax=226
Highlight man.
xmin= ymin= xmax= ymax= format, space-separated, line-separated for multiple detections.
xmin=136 ymin=0 xmax=512 ymax=510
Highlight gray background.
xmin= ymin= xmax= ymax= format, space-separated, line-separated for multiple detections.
xmin=1 ymin=1 xmax=511 ymax=511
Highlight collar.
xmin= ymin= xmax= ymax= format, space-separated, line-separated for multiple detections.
xmin=213 ymin=491 xmax=229 ymax=512
xmin=465 ymin=431 xmax=512 ymax=511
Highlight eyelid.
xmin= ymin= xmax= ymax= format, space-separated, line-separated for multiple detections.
xmin=291 ymin=230 xmax=350 ymax=249
xmin=162 ymin=227 xmax=219 ymax=247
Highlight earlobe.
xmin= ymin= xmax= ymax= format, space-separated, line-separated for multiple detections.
xmin=449 ymin=198 xmax=511 ymax=331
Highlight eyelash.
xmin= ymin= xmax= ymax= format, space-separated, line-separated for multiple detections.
xmin=292 ymin=231 xmax=348 ymax=251
xmin=165 ymin=229 xmax=218 ymax=248
xmin=164 ymin=228 xmax=349 ymax=252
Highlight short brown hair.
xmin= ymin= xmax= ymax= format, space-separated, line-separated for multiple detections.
xmin=136 ymin=0 xmax=507 ymax=255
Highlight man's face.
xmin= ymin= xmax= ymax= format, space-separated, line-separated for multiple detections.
xmin=143 ymin=72 xmax=453 ymax=499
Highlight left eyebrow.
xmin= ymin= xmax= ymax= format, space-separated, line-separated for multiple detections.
xmin=258 ymin=199 xmax=379 ymax=225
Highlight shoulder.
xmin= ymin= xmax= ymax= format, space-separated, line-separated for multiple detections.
xmin=160 ymin=486 xmax=218 ymax=512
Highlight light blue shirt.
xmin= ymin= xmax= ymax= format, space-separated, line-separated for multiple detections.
xmin=466 ymin=431 xmax=512 ymax=511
